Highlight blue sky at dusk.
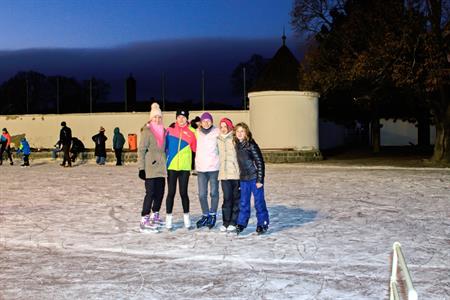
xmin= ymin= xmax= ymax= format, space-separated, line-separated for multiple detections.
xmin=0 ymin=0 xmax=294 ymax=49
xmin=0 ymin=0 xmax=302 ymax=105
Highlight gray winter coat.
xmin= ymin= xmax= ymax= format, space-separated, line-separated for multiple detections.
xmin=138 ymin=125 xmax=167 ymax=179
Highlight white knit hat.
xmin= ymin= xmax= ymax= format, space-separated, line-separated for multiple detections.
xmin=149 ymin=102 xmax=162 ymax=120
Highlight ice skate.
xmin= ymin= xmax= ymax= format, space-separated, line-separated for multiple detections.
xmin=183 ymin=213 xmax=192 ymax=229
xmin=165 ymin=214 xmax=173 ymax=230
xmin=140 ymin=215 xmax=158 ymax=232
xmin=207 ymin=214 xmax=216 ymax=229
xmin=235 ymin=224 xmax=245 ymax=235
xmin=227 ymin=225 xmax=236 ymax=233
xmin=151 ymin=212 xmax=165 ymax=226
xmin=256 ymin=225 xmax=268 ymax=235
xmin=196 ymin=215 xmax=209 ymax=228
xmin=219 ymin=225 xmax=227 ymax=232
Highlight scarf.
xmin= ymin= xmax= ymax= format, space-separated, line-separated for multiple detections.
xmin=200 ymin=126 xmax=214 ymax=135
xmin=220 ymin=131 xmax=232 ymax=139
xmin=148 ymin=122 xmax=164 ymax=149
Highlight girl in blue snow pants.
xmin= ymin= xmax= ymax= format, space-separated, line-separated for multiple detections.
xmin=234 ymin=122 xmax=269 ymax=234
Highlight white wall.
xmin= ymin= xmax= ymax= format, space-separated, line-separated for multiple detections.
xmin=249 ymin=91 xmax=319 ymax=150
xmin=0 ymin=110 xmax=249 ymax=149
xmin=380 ymin=119 xmax=436 ymax=146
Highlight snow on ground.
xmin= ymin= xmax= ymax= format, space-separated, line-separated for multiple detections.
xmin=0 ymin=160 xmax=449 ymax=300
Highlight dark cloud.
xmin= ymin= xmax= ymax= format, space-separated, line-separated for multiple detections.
xmin=0 ymin=38 xmax=305 ymax=106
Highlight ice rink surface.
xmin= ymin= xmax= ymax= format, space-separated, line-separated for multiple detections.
xmin=0 ymin=161 xmax=449 ymax=299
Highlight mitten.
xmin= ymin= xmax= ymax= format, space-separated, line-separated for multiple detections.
xmin=138 ymin=170 xmax=146 ymax=180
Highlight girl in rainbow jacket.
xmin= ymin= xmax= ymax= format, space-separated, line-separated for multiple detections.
xmin=164 ymin=109 xmax=197 ymax=230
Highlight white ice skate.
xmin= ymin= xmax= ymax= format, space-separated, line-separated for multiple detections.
xmin=183 ymin=213 xmax=192 ymax=229
xmin=165 ymin=214 xmax=173 ymax=230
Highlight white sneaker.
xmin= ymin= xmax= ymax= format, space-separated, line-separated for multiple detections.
xmin=219 ymin=225 xmax=227 ymax=232
xmin=227 ymin=225 xmax=236 ymax=232
xmin=183 ymin=213 xmax=191 ymax=229
xmin=165 ymin=214 xmax=173 ymax=230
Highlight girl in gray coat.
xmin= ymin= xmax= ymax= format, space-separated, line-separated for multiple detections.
xmin=138 ymin=103 xmax=167 ymax=232
xmin=217 ymin=118 xmax=240 ymax=232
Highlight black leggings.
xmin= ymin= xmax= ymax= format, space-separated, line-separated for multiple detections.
xmin=0 ymin=144 xmax=13 ymax=163
xmin=221 ymin=180 xmax=241 ymax=227
xmin=166 ymin=170 xmax=190 ymax=214
xmin=141 ymin=177 xmax=165 ymax=216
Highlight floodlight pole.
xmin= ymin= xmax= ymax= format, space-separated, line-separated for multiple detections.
xmin=56 ymin=76 xmax=60 ymax=114
xmin=201 ymin=70 xmax=205 ymax=110
xmin=243 ymin=67 xmax=247 ymax=110
xmin=162 ymin=72 xmax=166 ymax=111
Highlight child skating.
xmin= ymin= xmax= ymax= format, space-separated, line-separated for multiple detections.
xmin=16 ymin=137 xmax=31 ymax=167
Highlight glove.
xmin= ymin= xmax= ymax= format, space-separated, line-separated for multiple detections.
xmin=138 ymin=170 xmax=146 ymax=180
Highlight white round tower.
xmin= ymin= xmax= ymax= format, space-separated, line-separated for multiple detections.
xmin=248 ymin=36 xmax=320 ymax=151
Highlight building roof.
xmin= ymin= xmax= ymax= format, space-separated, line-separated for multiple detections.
xmin=250 ymin=37 xmax=301 ymax=92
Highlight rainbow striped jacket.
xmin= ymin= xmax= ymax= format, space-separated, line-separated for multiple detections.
xmin=165 ymin=123 xmax=197 ymax=171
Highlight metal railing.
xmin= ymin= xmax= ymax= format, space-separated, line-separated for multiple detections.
xmin=390 ymin=242 xmax=418 ymax=300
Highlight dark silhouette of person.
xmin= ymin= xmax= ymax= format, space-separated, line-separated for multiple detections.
xmin=92 ymin=126 xmax=108 ymax=165
xmin=59 ymin=121 xmax=72 ymax=167
xmin=70 ymin=137 xmax=85 ymax=163
xmin=113 ymin=127 xmax=126 ymax=166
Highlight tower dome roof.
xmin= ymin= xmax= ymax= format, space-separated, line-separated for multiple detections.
xmin=250 ymin=36 xmax=301 ymax=92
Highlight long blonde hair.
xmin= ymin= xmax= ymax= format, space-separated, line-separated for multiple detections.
xmin=233 ymin=122 xmax=253 ymax=144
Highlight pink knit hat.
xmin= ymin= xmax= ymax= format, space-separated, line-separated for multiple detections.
xmin=220 ymin=118 xmax=234 ymax=130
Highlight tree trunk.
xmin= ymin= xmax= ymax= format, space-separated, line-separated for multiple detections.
xmin=371 ymin=118 xmax=381 ymax=153
xmin=431 ymin=105 xmax=450 ymax=163
xmin=417 ymin=117 xmax=430 ymax=148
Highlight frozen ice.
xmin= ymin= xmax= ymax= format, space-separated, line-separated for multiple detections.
xmin=0 ymin=161 xmax=449 ymax=299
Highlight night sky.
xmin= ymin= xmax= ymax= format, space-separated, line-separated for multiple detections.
xmin=0 ymin=0 xmax=303 ymax=105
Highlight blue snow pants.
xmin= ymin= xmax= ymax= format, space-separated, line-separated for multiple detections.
xmin=236 ymin=179 xmax=269 ymax=228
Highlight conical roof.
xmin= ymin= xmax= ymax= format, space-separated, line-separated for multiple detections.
xmin=250 ymin=38 xmax=301 ymax=92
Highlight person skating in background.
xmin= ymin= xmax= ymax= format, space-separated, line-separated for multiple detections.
xmin=165 ymin=109 xmax=197 ymax=230
xmin=195 ymin=112 xmax=220 ymax=229
xmin=0 ymin=128 xmax=14 ymax=165
xmin=0 ymin=134 xmax=6 ymax=160
xmin=92 ymin=127 xmax=107 ymax=165
xmin=59 ymin=122 xmax=72 ymax=167
xmin=16 ymin=137 xmax=31 ymax=167
xmin=113 ymin=127 xmax=126 ymax=166
xmin=70 ymin=137 xmax=85 ymax=163
xmin=217 ymin=118 xmax=240 ymax=232
xmin=138 ymin=103 xmax=167 ymax=232
xmin=234 ymin=122 xmax=269 ymax=235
